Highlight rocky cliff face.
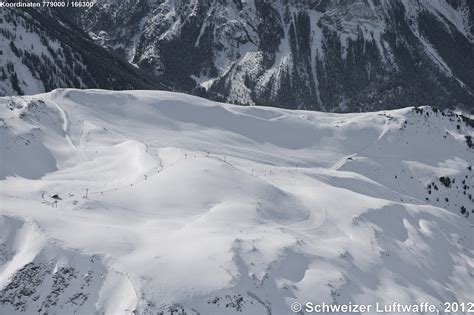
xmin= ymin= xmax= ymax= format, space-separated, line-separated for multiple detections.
xmin=72 ymin=0 xmax=474 ymax=112
xmin=0 ymin=7 xmax=162 ymax=96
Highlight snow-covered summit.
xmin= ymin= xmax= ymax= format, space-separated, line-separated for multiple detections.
xmin=0 ymin=89 xmax=473 ymax=314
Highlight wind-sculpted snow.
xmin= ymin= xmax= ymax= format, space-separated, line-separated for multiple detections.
xmin=0 ymin=216 xmax=110 ymax=314
xmin=0 ymin=90 xmax=473 ymax=314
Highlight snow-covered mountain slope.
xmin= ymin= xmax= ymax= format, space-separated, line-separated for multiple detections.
xmin=72 ymin=0 xmax=474 ymax=112
xmin=0 ymin=8 xmax=162 ymax=97
xmin=0 ymin=90 xmax=473 ymax=314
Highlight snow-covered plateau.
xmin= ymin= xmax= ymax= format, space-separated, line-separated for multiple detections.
xmin=0 ymin=89 xmax=473 ymax=314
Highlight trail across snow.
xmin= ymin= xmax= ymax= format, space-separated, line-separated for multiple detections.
xmin=0 ymin=89 xmax=473 ymax=314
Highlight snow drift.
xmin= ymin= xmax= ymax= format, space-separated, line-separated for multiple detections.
xmin=0 ymin=89 xmax=473 ymax=314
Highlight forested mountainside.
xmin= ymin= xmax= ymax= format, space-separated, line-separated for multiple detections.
xmin=68 ymin=0 xmax=474 ymax=112
xmin=0 ymin=7 xmax=163 ymax=96
xmin=1 ymin=1 xmax=473 ymax=112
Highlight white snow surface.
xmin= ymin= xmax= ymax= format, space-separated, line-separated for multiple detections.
xmin=0 ymin=89 xmax=473 ymax=314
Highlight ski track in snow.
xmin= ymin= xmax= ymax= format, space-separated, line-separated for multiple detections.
xmin=0 ymin=89 xmax=473 ymax=315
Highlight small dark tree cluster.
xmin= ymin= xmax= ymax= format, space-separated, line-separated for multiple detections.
xmin=5 ymin=62 xmax=23 ymax=95
xmin=413 ymin=107 xmax=424 ymax=115
xmin=461 ymin=115 xmax=474 ymax=128
xmin=465 ymin=135 xmax=473 ymax=148
xmin=9 ymin=72 xmax=23 ymax=95
xmin=439 ymin=176 xmax=451 ymax=188
xmin=9 ymin=41 xmax=21 ymax=58
xmin=0 ymin=68 xmax=7 ymax=81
